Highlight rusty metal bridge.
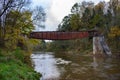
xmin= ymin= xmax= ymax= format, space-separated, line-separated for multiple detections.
xmin=29 ymin=30 xmax=112 ymax=56
xmin=29 ymin=30 xmax=97 ymax=40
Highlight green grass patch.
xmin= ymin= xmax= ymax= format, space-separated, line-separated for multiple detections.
xmin=0 ymin=48 xmax=41 ymax=80
xmin=0 ymin=58 xmax=41 ymax=80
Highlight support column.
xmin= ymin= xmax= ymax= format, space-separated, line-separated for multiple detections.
xmin=93 ymin=36 xmax=112 ymax=56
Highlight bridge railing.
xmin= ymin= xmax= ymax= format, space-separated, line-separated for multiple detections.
xmin=29 ymin=30 xmax=98 ymax=40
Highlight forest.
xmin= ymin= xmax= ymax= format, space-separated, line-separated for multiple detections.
xmin=47 ymin=0 xmax=120 ymax=55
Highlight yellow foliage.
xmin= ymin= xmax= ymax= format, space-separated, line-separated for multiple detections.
xmin=29 ymin=39 xmax=40 ymax=46
xmin=109 ymin=26 xmax=120 ymax=38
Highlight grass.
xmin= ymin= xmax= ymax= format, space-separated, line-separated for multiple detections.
xmin=0 ymin=60 xmax=41 ymax=80
xmin=0 ymin=48 xmax=41 ymax=80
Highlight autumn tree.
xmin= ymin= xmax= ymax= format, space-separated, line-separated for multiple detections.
xmin=0 ymin=0 xmax=30 ymax=47
xmin=0 ymin=0 xmax=46 ymax=51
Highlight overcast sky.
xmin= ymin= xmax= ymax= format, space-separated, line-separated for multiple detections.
xmin=31 ymin=0 xmax=110 ymax=31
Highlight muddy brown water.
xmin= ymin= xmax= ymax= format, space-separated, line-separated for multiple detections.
xmin=31 ymin=52 xmax=120 ymax=80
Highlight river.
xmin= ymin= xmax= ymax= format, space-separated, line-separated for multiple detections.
xmin=31 ymin=52 xmax=120 ymax=80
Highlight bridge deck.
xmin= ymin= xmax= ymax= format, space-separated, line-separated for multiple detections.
xmin=29 ymin=30 xmax=97 ymax=40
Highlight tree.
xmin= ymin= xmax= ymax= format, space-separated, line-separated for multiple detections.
xmin=70 ymin=14 xmax=82 ymax=31
xmin=0 ymin=0 xmax=46 ymax=49
xmin=3 ymin=10 xmax=33 ymax=49
xmin=0 ymin=0 xmax=31 ymax=47
xmin=54 ymin=0 xmax=120 ymax=53
xmin=58 ymin=15 xmax=72 ymax=31
xmin=32 ymin=6 xmax=46 ymax=29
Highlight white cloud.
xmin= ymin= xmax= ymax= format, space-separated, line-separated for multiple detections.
xmin=32 ymin=0 xmax=110 ymax=31
xmin=51 ymin=0 xmax=79 ymax=22
xmin=44 ymin=10 xmax=60 ymax=31
xmin=43 ymin=0 xmax=79 ymax=31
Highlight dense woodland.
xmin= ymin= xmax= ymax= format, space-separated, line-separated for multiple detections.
xmin=47 ymin=0 xmax=120 ymax=54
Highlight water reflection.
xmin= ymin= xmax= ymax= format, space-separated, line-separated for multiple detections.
xmin=31 ymin=52 xmax=60 ymax=80
xmin=31 ymin=52 xmax=120 ymax=80
xmin=92 ymin=57 xmax=98 ymax=70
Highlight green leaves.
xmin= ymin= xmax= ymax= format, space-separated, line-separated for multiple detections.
xmin=58 ymin=15 xmax=72 ymax=31
xmin=70 ymin=14 xmax=82 ymax=31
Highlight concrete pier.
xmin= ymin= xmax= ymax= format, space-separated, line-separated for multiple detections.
xmin=93 ymin=36 xmax=112 ymax=56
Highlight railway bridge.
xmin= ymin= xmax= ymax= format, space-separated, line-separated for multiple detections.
xmin=30 ymin=30 xmax=111 ymax=56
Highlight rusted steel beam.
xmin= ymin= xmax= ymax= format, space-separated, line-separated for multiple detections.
xmin=29 ymin=30 xmax=97 ymax=40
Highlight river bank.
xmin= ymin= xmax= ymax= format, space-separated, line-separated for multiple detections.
xmin=0 ymin=48 xmax=41 ymax=80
